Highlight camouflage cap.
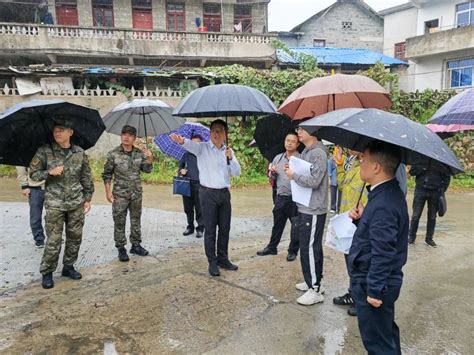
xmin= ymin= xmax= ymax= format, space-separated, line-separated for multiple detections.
xmin=121 ymin=125 xmax=137 ymax=136
xmin=53 ymin=117 xmax=73 ymax=129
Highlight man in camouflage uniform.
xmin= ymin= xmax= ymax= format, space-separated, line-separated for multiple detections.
xmin=102 ymin=125 xmax=153 ymax=262
xmin=29 ymin=119 xmax=94 ymax=289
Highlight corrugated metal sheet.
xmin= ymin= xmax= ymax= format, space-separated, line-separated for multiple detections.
xmin=277 ymin=47 xmax=407 ymax=66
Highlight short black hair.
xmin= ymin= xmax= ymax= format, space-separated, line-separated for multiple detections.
xmin=286 ymin=131 xmax=299 ymax=139
xmin=365 ymin=140 xmax=401 ymax=176
xmin=210 ymin=119 xmax=228 ymax=132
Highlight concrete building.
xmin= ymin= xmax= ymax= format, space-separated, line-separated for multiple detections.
xmin=380 ymin=0 xmax=474 ymax=91
xmin=277 ymin=0 xmax=384 ymax=52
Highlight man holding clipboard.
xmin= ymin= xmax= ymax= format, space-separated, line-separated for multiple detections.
xmin=285 ymin=127 xmax=329 ymax=306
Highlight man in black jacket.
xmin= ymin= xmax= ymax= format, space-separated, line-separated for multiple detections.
xmin=349 ymin=141 xmax=408 ymax=355
xmin=408 ymin=165 xmax=450 ymax=247
xmin=178 ymin=134 xmax=204 ymax=238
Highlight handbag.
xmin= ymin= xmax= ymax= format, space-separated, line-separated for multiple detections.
xmin=438 ymin=191 xmax=447 ymax=217
xmin=173 ymin=176 xmax=191 ymax=197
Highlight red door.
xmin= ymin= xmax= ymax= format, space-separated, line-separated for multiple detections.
xmin=133 ymin=9 xmax=153 ymax=29
xmin=56 ymin=5 xmax=79 ymax=26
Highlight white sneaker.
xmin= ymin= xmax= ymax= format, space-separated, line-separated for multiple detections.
xmin=295 ymin=282 xmax=326 ymax=294
xmin=297 ymin=288 xmax=325 ymax=305
xmin=295 ymin=282 xmax=309 ymax=291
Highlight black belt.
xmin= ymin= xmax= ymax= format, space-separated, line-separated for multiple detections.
xmin=200 ymin=185 xmax=228 ymax=192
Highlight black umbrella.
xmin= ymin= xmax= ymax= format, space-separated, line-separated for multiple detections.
xmin=299 ymin=108 xmax=464 ymax=175
xmin=172 ymin=83 xmax=277 ymax=164
xmin=172 ymin=84 xmax=277 ymax=118
xmin=253 ymin=114 xmax=303 ymax=161
xmin=0 ymin=99 xmax=105 ymax=166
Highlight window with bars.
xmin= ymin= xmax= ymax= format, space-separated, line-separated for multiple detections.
xmin=203 ymin=3 xmax=221 ymax=32
xmin=342 ymin=21 xmax=352 ymax=30
xmin=92 ymin=0 xmax=114 ymax=27
xmin=167 ymin=2 xmax=186 ymax=31
xmin=234 ymin=5 xmax=252 ymax=33
xmin=447 ymin=58 xmax=473 ymax=88
xmin=456 ymin=1 xmax=474 ymax=27
xmin=394 ymin=42 xmax=406 ymax=61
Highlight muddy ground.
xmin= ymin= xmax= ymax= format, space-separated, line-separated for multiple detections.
xmin=0 ymin=178 xmax=473 ymax=354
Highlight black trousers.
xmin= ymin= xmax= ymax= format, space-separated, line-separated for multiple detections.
xmin=409 ymin=188 xmax=440 ymax=240
xmin=267 ymin=195 xmax=299 ymax=254
xmin=299 ymin=212 xmax=326 ymax=288
xmin=182 ymin=180 xmax=204 ymax=232
xmin=351 ymin=282 xmax=401 ymax=355
xmin=330 ymin=185 xmax=342 ymax=212
xmin=199 ymin=187 xmax=232 ymax=264
xmin=29 ymin=187 xmax=46 ymax=242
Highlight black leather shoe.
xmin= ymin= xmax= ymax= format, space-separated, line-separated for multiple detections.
xmin=35 ymin=239 xmax=45 ymax=247
xmin=408 ymin=235 xmax=416 ymax=244
xmin=196 ymin=230 xmax=204 ymax=238
xmin=209 ymin=262 xmax=220 ymax=276
xmin=256 ymin=247 xmax=277 ymax=256
xmin=42 ymin=272 xmax=54 ymax=289
xmin=348 ymin=306 xmax=357 ymax=317
xmin=287 ymin=252 xmax=297 ymax=262
xmin=130 ymin=244 xmax=149 ymax=256
xmin=118 ymin=247 xmax=129 ymax=262
xmin=183 ymin=226 xmax=194 ymax=236
xmin=61 ymin=265 xmax=82 ymax=280
xmin=217 ymin=259 xmax=238 ymax=271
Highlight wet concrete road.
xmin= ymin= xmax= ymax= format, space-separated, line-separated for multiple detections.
xmin=0 ymin=178 xmax=473 ymax=354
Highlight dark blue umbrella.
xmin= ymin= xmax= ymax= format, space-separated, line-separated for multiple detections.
xmin=299 ymin=108 xmax=464 ymax=175
xmin=0 ymin=99 xmax=105 ymax=166
xmin=428 ymin=88 xmax=474 ymax=125
xmin=172 ymin=84 xmax=277 ymax=118
xmin=154 ymin=122 xmax=210 ymax=160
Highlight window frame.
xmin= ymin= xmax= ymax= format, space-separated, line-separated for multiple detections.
xmin=313 ymin=39 xmax=326 ymax=47
xmin=447 ymin=58 xmax=474 ymax=89
xmin=203 ymin=3 xmax=221 ymax=32
xmin=455 ymin=1 xmax=474 ymax=27
xmin=166 ymin=2 xmax=186 ymax=32
xmin=234 ymin=4 xmax=252 ymax=33
xmin=394 ymin=42 xmax=406 ymax=61
xmin=92 ymin=0 xmax=114 ymax=28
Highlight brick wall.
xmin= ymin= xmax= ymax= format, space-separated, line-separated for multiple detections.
xmin=292 ymin=1 xmax=383 ymax=51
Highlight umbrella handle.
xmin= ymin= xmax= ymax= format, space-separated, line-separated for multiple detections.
xmin=225 ymin=116 xmax=230 ymax=165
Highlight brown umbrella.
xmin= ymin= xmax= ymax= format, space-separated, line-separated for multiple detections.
xmin=278 ymin=74 xmax=392 ymax=120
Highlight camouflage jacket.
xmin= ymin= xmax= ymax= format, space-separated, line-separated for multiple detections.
xmin=29 ymin=143 xmax=94 ymax=211
xmin=102 ymin=145 xmax=153 ymax=199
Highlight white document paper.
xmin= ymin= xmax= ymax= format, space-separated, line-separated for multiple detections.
xmin=289 ymin=156 xmax=313 ymax=207
xmin=325 ymin=212 xmax=357 ymax=254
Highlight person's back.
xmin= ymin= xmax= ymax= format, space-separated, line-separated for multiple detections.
xmin=349 ymin=179 xmax=408 ymax=287
xmin=337 ymin=158 xmax=367 ymax=214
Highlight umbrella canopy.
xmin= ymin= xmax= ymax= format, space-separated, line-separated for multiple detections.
xmin=154 ymin=122 xmax=210 ymax=160
xmin=172 ymin=84 xmax=277 ymax=118
xmin=278 ymin=74 xmax=392 ymax=120
xmin=253 ymin=114 xmax=302 ymax=161
xmin=299 ymin=108 xmax=464 ymax=175
xmin=0 ymin=99 xmax=105 ymax=166
xmin=426 ymin=123 xmax=474 ymax=139
xmin=428 ymin=88 xmax=474 ymax=125
xmin=104 ymin=99 xmax=185 ymax=137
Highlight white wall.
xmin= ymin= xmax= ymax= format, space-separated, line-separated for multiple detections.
xmin=415 ymin=0 xmax=464 ymax=35
xmin=383 ymin=7 xmax=418 ymax=57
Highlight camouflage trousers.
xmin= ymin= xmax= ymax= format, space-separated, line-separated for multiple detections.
xmin=40 ymin=205 xmax=85 ymax=275
xmin=112 ymin=196 xmax=142 ymax=248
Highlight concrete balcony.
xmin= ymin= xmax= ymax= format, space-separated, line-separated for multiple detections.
xmin=406 ymin=25 xmax=474 ymax=60
xmin=0 ymin=23 xmax=277 ymax=67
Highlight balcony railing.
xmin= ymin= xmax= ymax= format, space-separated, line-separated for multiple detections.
xmin=0 ymin=22 xmax=276 ymax=62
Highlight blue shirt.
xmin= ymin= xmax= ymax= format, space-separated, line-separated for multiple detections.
xmin=182 ymin=139 xmax=241 ymax=189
